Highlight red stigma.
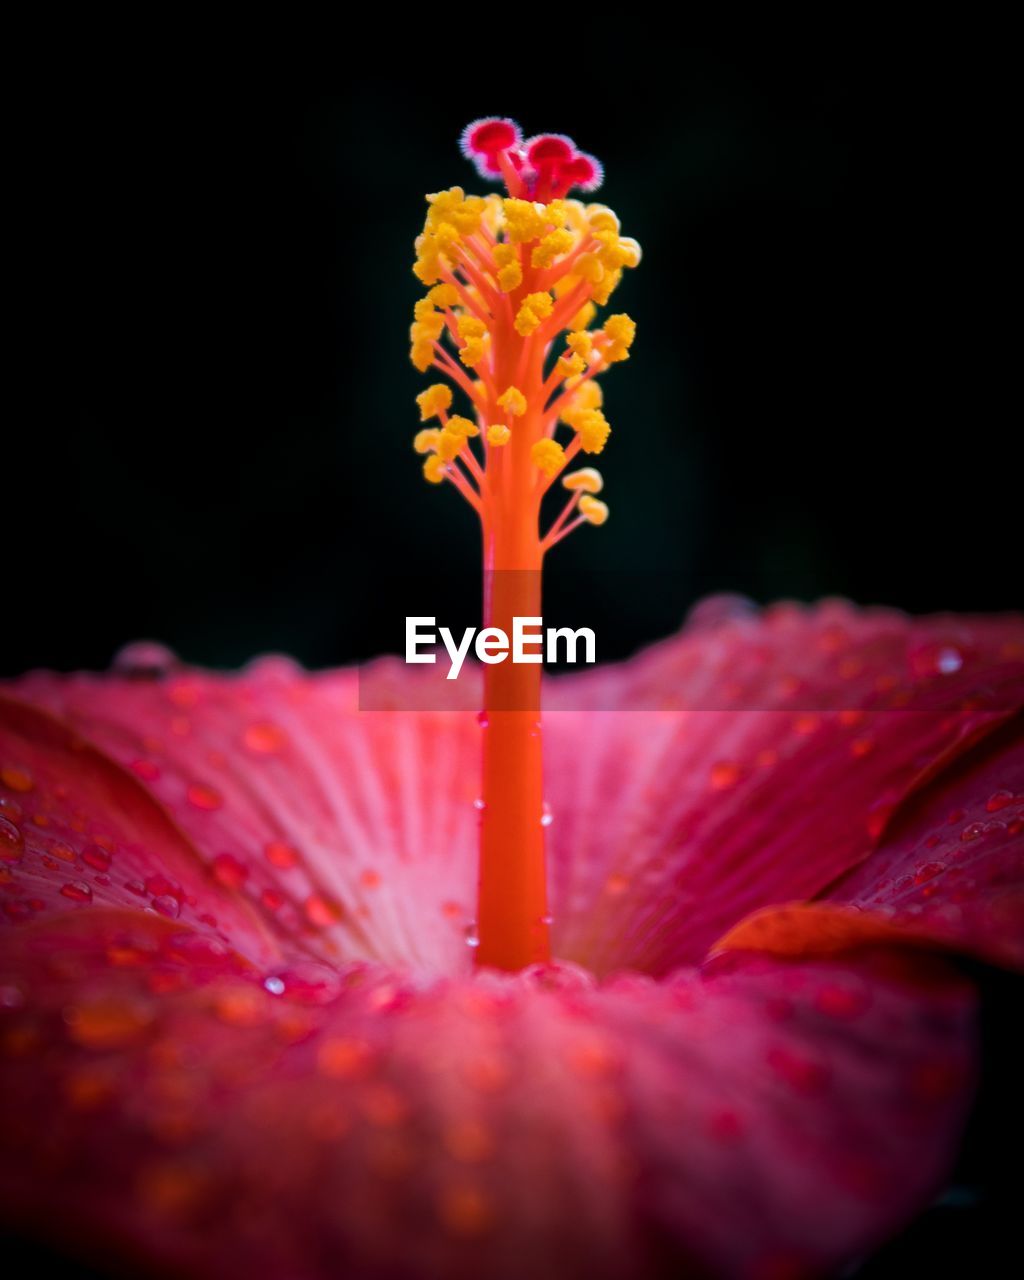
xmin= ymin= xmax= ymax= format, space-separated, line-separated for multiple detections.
xmin=459 ymin=119 xmax=604 ymax=198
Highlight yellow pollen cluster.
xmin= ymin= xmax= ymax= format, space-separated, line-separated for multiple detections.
xmin=514 ymin=292 xmax=554 ymax=337
xmin=579 ymin=495 xmax=609 ymax=525
xmin=416 ymin=385 xmax=452 ymax=421
xmin=497 ymin=386 xmax=527 ymax=416
xmin=531 ymin=438 xmax=566 ymax=477
xmin=408 ymin=151 xmax=641 ymax=548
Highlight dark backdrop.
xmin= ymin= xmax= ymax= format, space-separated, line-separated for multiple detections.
xmin=3 ymin=46 xmax=1019 ymax=680
xmin=3 ymin=36 xmax=1020 ymax=1280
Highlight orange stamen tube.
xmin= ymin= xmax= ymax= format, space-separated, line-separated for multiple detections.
xmin=410 ymin=118 xmax=639 ymax=970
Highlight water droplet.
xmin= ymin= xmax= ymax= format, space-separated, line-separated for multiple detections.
xmin=65 ymin=996 xmax=154 ymax=1049
xmin=710 ymin=761 xmax=740 ymax=790
xmin=464 ymin=922 xmax=480 ymax=948
xmin=60 ymin=881 xmax=92 ymax=903
xmin=960 ymin=822 xmax=984 ymax=843
xmin=540 ymin=913 xmax=554 ymax=925
xmin=914 ymin=862 xmax=945 ymax=884
xmin=0 ymin=983 xmax=26 ymax=1011
xmin=1 ymin=766 xmax=34 ymax=794
xmin=910 ymin=641 xmax=964 ymax=679
xmin=266 ymin=962 xmax=342 ymax=1005
xmin=476 ymin=711 xmax=489 ymax=728
xmin=0 ymin=815 xmax=23 ymax=860
xmin=986 ymin=790 xmax=1014 ymax=813
xmin=242 ymin=722 xmax=287 ymax=755
xmin=50 ymin=840 xmax=77 ymax=863
xmin=111 ymin=640 xmax=179 ymax=678
xmin=186 ymin=782 xmax=222 ymax=812
xmin=82 ymin=844 xmax=112 ymax=872
xmin=685 ymin=593 xmax=757 ymax=630
xmin=540 ymin=802 xmax=553 ymax=827
xmin=265 ymin=840 xmax=299 ymax=869
xmin=304 ymin=894 xmax=342 ymax=928
xmin=473 ymin=797 xmax=486 ymax=811
xmin=212 ymin=852 xmax=248 ymax=889
xmin=151 ymin=894 xmax=181 ymax=919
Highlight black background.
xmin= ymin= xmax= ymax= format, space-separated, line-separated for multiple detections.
xmin=3 ymin=30 xmax=1021 ymax=1280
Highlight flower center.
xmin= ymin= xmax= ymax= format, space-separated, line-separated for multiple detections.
xmin=410 ymin=118 xmax=640 ymax=970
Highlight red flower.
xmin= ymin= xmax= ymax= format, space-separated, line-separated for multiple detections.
xmin=1 ymin=599 xmax=1022 ymax=1278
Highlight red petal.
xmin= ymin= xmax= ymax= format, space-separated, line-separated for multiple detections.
xmin=718 ymin=717 xmax=1024 ymax=968
xmin=0 ymin=695 xmax=279 ymax=965
xmin=5 ymin=663 xmax=479 ymax=973
xmin=0 ymin=917 xmax=975 ymax=1279
xmin=544 ymin=600 xmax=1024 ymax=973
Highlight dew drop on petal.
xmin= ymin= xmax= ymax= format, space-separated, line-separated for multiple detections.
xmin=267 ymin=963 xmax=342 ymax=1005
xmin=960 ymin=822 xmax=984 ymax=843
xmin=464 ymin=922 xmax=480 ymax=948
xmin=910 ymin=641 xmax=964 ymax=679
xmin=710 ymin=761 xmax=741 ymax=790
xmin=473 ymin=797 xmax=487 ymax=811
xmin=242 ymin=722 xmax=287 ymax=755
xmin=186 ymin=782 xmax=223 ymax=812
xmin=0 ymin=816 xmax=23 ymax=860
xmin=111 ymin=641 xmax=179 ymax=678
xmin=986 ymin=790 xmax=1014 ymax=813
xmin=60 ymin=881 xmax=93 ymax=903
xmin=265 ymin=840 xmax=299 ymax=869
xmin=151 ymin=894 xmax=181 ymax=919
xmin=304 ymin=895 xmax=342 ymax=928
xmin=82 ymin=844 xmax=112 ymax=872
xmin=540 ymin=802 xmax=553 ymax=827
xmin=64 ymin=996 xmax=154 ymax=1049
xmin=212 ymin=853 xmax=249 ymax=889
xmin=1 ymin=767 xmax=34 ymax=794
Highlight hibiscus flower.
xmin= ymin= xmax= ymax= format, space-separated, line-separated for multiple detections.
xmin=1 ymin=119 xmax=1022 ymax=1280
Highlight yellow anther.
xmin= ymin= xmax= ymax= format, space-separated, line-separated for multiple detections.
xmin=592 ymin=268 xmax=622 ymax=306
xmin=446 ymin=415 xmax=480 ymax=438
xmin=423 ymin=454 xmax=447 ymax=484
xmin=411 ymin=339 xmax=434 ymax=372
xmin=595 ymin=229 xmax=637 ymax=271
xmin=575 ymin=409 xmax=611 ymax=455
xmin=497 ymin=386 xmax=527 ymax=417
xmin=602 ymin=313 xmax=636 ymax=363
xmin=579 ymin=495 xmax=610 ymax=525
xmin=459 ymin=337 xmax=486 ymax=367
xmin=457 ymin=315 xmax=487 ymax=341
xmin=566 ymin=331 xmax=593 ymax=361
xmin=414 ymin=428 xmax=442 ymax=454
xmin=416 ymin=385 xmax=453 ymax=421
xmin=531 ymin=438 xmax=566 ymax=478
xmin=503 ymin=198 xmax=548 ymax=244
xmin=514 ymin=291 xmax=554 ymax=337
xmin=561 ymin=380 xmax=603 ymax=426
xmin=616 ymin=237 xmax=642 ymax=268
xmin=492 ymin=243 xmax=523 ymax=293
xmin=413 ymin=252 xmax=442 ymax=286
xmin=487 ymin=424 xmax=511 ymax=446
xmin=556 ymin=352 xmax=586 ymax=379
xmin=546 ymin=199 xmax=572 ymax=228
xmin=437 ymin=430 xmax=465 ymax=462
xmin=570 ymin=301 xmax=597 ymax=332
xmin=531 ymin=228 xmax=575 ymax=269
xmin=414 ymin=298 xmax=436 ymax=322
xmin=573 ymin=252 xmax=605 ymax=285
xmin=412 ymin=312 xmax=445 ymax=342
xmin=585 ymin=205 xmax=621 ymax=234
xmin=434 ymin=222 xmax=462 ymax=254
xmin=428 ymin=283 xmax=460 ymax=309
xmin=562 ymin=467 xmax=603 ymax=493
